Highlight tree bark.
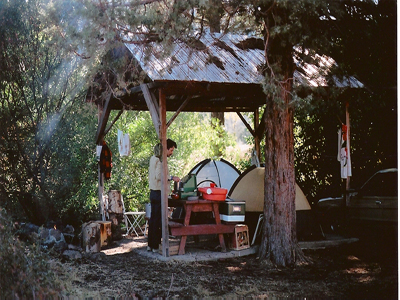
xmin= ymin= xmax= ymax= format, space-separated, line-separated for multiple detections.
xmin=208 ymin=0 xmax=221 ymax=33
xmin=211 ymin=112 xmax=224 ymax=125
xmin=259 ymin=71 xmax=306 ymax=267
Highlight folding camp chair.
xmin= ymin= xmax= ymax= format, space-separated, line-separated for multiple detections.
xmin=124 ymin=211 xmax=146 ymax=236
xmin=121 ymin=196 xmax=147 ymax=237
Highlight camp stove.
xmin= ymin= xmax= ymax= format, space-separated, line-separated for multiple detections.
xmin=173 ymin=173 xmax=198 ymax=200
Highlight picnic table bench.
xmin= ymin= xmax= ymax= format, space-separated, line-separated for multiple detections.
xmin=168 ymin=199 xmax=236 ymax=255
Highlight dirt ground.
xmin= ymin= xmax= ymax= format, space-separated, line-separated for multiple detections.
xmin=62 ymin=231 xmax=398 ymax=299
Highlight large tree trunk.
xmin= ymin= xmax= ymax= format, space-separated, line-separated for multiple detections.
xmin=259 ymin=71 xmax=305 ymax=267
xmin=257 ymin=2 xmax=308 ymax=267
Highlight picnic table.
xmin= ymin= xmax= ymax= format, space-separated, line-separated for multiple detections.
xmin=168 ymin=199 xmax=236 ymax=255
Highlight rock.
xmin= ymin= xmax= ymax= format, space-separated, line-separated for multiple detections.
xmin=39 ymin=227 xmax=67 ymax=252
xmin=39 ymin=227 xmax=48 ymax=239
xmin=63 ymin=233 xmax=75 ymax=244
xmin=64 ymin=224 xmax=75 ymax=234
xmin=46 ymin=220 xmax=64 ymax=231
xmin=17 ymin=223 xmax=40 ymax=241
xmin=62 ymin=250 xmax=82 ymax=260
xmin=68 ymin=244 xmax=81 ymax=251
xmin=63 ymin=225 xmax=79 ymax=245
xmin=86 ymin=251 xmax=107 ymax=262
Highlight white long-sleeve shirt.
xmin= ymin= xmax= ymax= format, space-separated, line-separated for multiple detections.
xmin=148 ymin=156 xmax=171 ymax=191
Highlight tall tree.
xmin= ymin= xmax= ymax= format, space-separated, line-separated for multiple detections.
xmin=239 ymin=0 xmax=342 ymax=266
xmin=230 ymin=0 xmax=394 ymax=266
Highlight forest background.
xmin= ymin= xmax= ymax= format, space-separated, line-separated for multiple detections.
xmin=0 ymin=0 xmax=396 ymax=231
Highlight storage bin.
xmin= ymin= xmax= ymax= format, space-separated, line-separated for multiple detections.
xmin=219 ymin=201 xmax=245 ymax=222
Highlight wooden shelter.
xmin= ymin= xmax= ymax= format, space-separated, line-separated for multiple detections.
xmin=90 ymin=32 xmax=363 ymax=257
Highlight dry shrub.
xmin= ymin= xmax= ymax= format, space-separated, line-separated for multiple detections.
xmin=0 ymin=207 xmax=65 ymax=298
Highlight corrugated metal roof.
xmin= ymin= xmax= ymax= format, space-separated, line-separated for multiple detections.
xmin=293 ymin=48 xmax=364 ymax=88
xmin=125 ymin=32 xmax=363 ymax=88
xmin=125 ymin=32 xmax=265 ymax=84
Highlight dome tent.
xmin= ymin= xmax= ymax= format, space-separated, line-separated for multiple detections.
xmin=171 ymin=158 xmax=241 ymax=221
xmin=188 ymin=158 xmax=241 ymax=193
xmin=228 ymin=166 xmax=311 ymax=212
xmin=228 ymin=166 xmax=323 ymax=241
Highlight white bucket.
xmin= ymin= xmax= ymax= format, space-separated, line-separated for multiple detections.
xmin=145 ymin=203 xmax=151 ymax=219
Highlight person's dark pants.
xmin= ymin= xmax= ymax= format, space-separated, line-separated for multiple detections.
xmin=148 ymin=190 xmax=161 ymax=250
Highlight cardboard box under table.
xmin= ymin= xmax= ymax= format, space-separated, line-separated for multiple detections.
xmin=219 ymin=201 xmax=245 ymax=223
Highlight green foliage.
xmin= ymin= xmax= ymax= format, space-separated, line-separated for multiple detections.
xmin=103 ymin=111 xmax=237 ymax=211
xmin=0 ymin=208 xmax=64 ymax=297
xmin=0 ymin=0 xmax=245 ymax=224
xmin=0 ymin=0 xmax=99 ymax=226
xmin=45 ymin=103 xmax=100 ymax=227
xmin=294 ymin=93 xmax=343 ymax=204
xmin=101 ymin=111 xmax=156 ymax=211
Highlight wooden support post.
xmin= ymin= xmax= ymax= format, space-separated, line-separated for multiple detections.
xmin=254 ymin=109 xmax=261 ymax=160
xmin=236 ymin=111 xmax=255 ymax=136
xmin=97 ymin=100 xmax=106 ymax=221
xmin=159 ymin=89 xmax=170 ymax=257
xmin=98 ymin=168 xmax=105 ymax=221
xmin=104 ymin=109 xmax=124 ymax=137
xmin=345 ymin=101 xmax=351 ymax=206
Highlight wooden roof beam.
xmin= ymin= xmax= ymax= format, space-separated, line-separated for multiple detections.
xmin=235 ymin=108 xmax=267 ymax=140
xmin=166 ymin=96 xmax=192 ymax=128
xmin=141 ymin=83 xmax=161 ymax=139
xmin=96 ymin=93 xmax=112 ymax=144
xmin=104 ymin=109 xmax=124 ymax=137
xmin=236 ymin=111 xmax=255 ymax=136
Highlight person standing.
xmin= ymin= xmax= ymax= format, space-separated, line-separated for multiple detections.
xmin=147 ymin=139 xmax=180 ymax=252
